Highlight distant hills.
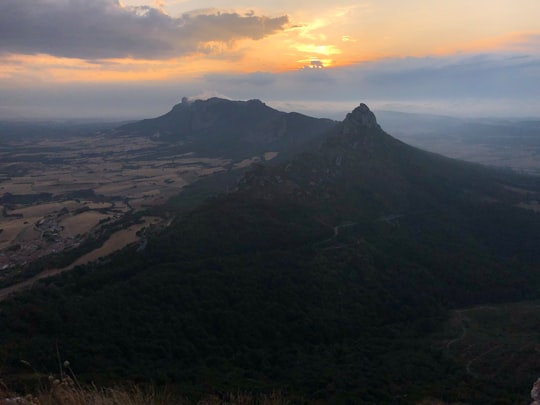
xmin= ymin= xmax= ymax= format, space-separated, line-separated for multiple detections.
xmin=116 ymin=97 xmax=336 ymax=160
xmin=376 ymin=110 xmax=540 ymax=175
xmin=2 ymin=102 xmax=540 ymax=403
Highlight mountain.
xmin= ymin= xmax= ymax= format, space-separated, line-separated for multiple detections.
xmin=2 ymin=103 xmax=540 ymax=403
xmin=116 ymin=97 xmax=336 ymax=160
xmin=375 ymin=110 xmax=540 ymax=175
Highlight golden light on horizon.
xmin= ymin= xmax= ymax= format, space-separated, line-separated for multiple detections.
xmin=1 ymin=0 xmax=539 ymax=84
xmin=0 ymin=0 xmax=538 ymax=121
xmin=293 ymin=44 xmax=342 ymax=56
xmin=5 ymin=26 xmax=537 ymax=84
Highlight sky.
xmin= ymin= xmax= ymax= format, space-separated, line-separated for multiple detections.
xmin=1 ymin=0 xmax=539 ymax=119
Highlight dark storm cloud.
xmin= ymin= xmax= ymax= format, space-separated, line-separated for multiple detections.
xmin=0 ymin=0 xmax=289 ymax=59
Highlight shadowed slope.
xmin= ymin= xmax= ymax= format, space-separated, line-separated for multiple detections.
xmin=1 ymin=103 xmax=540 ymax=403
xmin=117 ymin=98 xmax=336 ymax=160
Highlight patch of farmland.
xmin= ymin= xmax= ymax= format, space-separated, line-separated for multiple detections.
xmin=94 ymin=182 xmax=139 ymax=196
xmin=0 ymin=218 xmax=38 ymax=248
xmin=264 ymin=151 xmax=279 ymax=160
xmin=109 ymin=201 xmax=130 ymax=212
xmin=123 ymin=168 xmax=167 ymax=177
xmin=125 ymin=188 xmax=161 ymax=199
xmin=1 ymin=183 xmax=34 ymax=194
xmin=13 ymin=223 xmax=41 ymax=242
xmin=10 ymin=202 xmax=72 ymax=218
xmin=200 ymin=167 xmax=226 ymax=176
xmin=60 ymin=211 xmax=111 ymax=238
xmin=65 ymin=222 xmax=149 ymax=269
xmin=86 ymin=202 xmax=113 ymax=210
xmin=234 ymin=157 xmax=261 ymax=169
xmin=10 ymin=177 xmax=37 ymax=184
xmin=0 ymin=132 xmax=242 ymax=271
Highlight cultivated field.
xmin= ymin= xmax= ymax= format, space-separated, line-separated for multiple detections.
xmin=0 ymin=130 xmax=235 ymax=275
xmin=64 ymin=217 xmax=160 ymax=270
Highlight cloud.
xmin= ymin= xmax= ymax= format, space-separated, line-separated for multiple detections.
xmin=153 ymin=0 xmax=165 ymax=11
xmin=187 ymin=51 xmax=540 ymax=116
xmin=205 ymin=71 xmax=276 ymax=86
xmin=187 ymin=90 xmax=230 ymax=101
xmin=356 ymin=53 xmax=540 ymax=99
xmin=508 ymin=33 xmax=540 ymax=54
xmin=1 ymin=49 xmax=539 ymax=119
xmin=0 ymin=0 xmax=289 ymax=59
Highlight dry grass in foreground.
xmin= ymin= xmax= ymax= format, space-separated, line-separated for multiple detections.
xmin=1 ymin=381 xmax=291 ymax=405
xmin=1 ymin=360 xmax=292 ymax=405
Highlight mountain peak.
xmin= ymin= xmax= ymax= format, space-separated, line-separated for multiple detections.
xmin=344 ymin=103 xmax=380 ymax=130
xmin=116 ymin=97 xmax=336 ymax=159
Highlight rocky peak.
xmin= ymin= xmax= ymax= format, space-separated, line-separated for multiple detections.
xmin=343 ymin=103 xmax=380 ymax=131
xmin=531 ymin=377 xmax=540 ymax=405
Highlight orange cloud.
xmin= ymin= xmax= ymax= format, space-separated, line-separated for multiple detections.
xmin=2 ymin=7 xmax=538 ymax=86
xmin=435 ymin=32 xmax=540 ymax=55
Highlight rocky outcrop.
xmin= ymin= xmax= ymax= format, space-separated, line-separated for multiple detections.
xmin=343 ymin=103 xmax=381 ymax=131
xmin=531 ymin=377 xmax=540 ymax=404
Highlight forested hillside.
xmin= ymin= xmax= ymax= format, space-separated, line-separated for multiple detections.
xmin=2 ymin=104 xmax=540 ymax=403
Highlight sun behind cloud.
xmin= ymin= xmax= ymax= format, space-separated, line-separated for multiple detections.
xmin=1 ymin=0 xmax=540 ymax=120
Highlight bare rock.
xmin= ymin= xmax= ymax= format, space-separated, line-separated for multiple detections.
xmin=344 ymin=103 xmax=380 ymax=130
xmin=530 ymin=377 xmax=540 ymax=404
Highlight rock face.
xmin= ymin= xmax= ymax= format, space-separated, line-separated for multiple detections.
xmin=237 ymin=102 xmax=415 ymax=206
xmin=343 ymin=103 xmax=380 ymax=131
xmin=321 ymin=102 xmax=405 ymax=163
xmin=531 ymin=377 xmax=540 ymax=404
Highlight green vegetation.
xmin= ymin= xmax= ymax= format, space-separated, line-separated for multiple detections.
xmin=432 ymin=301 xmax=540 ymax=404
xmin=1 ymin=380 xmax=292 ymax=405
xmin=117 ymin=98 xmax=336 ymax=160
xmin=1 ymin=105 xmax=540 ymax=403
xmin=0 ymin=193 xmax=53 ymax=206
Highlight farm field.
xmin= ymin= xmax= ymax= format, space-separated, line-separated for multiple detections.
xmin=0 ymin=130 xmax=235 ymax=275
xmin=0 ymin=216 xmax=160 ymax=301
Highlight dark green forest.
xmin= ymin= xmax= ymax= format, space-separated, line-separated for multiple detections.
xmin=2 ymin=105 xmax=540 ymax=403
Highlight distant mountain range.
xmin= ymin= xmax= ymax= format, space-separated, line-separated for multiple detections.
xmin=116 ymin=97 xmax=336 ymax=160
xmin=376 ymin=110 xmax=540 ymax=175
xmin=2 ymin=101 xmax=540 ymax=403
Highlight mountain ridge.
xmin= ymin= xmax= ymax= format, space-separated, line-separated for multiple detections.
xmin=1 ymin=102 xmax=540 ymax=403
xmin=116 ymin=97 xmax=337 ymax=160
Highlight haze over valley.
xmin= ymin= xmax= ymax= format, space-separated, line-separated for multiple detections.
xmin=1 ymin=1 xmax=540 ymax=404
xmin=0 ymin=98 xmax=540 ymax=403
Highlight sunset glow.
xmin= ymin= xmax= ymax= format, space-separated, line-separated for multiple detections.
xmin=1 ymin=0 xmax=539 ymax=118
